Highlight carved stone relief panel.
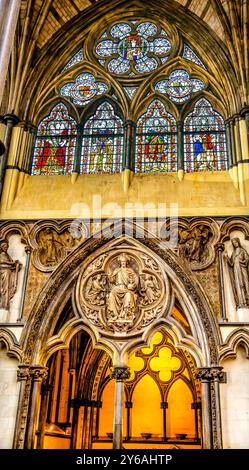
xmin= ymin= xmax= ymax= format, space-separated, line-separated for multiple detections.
xmin=29 ymin=220 xmax=89 ymax=272
xmin=75 ymin=245 xmax=170 ymax=335
xmin=161 ymin=218 xmax=219 ymax=271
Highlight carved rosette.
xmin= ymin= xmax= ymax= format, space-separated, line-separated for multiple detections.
xmin=75 ymin=247 xmax=169 ymax=335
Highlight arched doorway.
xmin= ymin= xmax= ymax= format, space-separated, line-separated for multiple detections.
xmin=17 ymin=228 xmax=221 ymax=449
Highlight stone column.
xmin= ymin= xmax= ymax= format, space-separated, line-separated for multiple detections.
xmin=195 ymin=368 xmax=212 ymax=449
xmin=0 ymin=114 xmax=19 ymax=198
xmin=0 ymin=0 xmax=21 ymax=105
xmin=110 ymin=366 xmax=130 ymax=450
xmin=125 ymin=401 xmax=132 ymax=441
xmin=196 ymin=366 xmax=225 ymax=449
xmin=26 ymin=366 xmax=48 ymax=449
xmin=13 ymin=365 xmax=30 ymax=448
xmin=161 ymin=401 xmax=168 ymax=442
xmin=209 ymin=367 xmax=225 ymax=449
xmin=36 ymin=383 xmax=53 ymax=449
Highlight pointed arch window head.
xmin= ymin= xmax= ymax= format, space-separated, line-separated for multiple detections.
xmin=32 ymin=103 xmax=77 ymax=175
xmin=60 ymin=73 xmax=108 ymax=106
xmin=184 ymin=98 xmax=228 ymax=172
xmin=81 ymin=102 xmax=124 ymax=174
xmin=155 ymin=70 xmax=205 ymax=104
xmin=135 ymin=100 xmax=177 ymax=173
xmin=95 ymin=21 xmax=171 ymax=76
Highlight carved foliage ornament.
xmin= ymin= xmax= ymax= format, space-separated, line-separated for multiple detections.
xmin=76 ymin=248 xmax=169 ymax=334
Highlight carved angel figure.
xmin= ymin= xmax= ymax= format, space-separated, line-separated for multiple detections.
xmin=0 ymin=241 xmax=21 ymax=309
xmin=140 ymin=274 xmax=160 ymax=305
xmin=179 ymin=225 xmax=210 ymax=263
xmin=224 ymin=238 xmax=249 ymax=308
xmin=107 ymin=253 xmax=139 ymax=322
xmin=85 ymin=274 xmax=107 ymax=305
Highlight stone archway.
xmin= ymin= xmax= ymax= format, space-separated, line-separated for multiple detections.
xmin=16 ymin=222 xmax=223 ymax=449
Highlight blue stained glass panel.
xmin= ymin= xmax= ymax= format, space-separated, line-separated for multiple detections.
xmin=96 ymin=20 xmax=171 ymax=76
xmin=184 ymin=98 xmax=228 ymax=172
xmin=60 ymin=73 xmax=108 ymax=106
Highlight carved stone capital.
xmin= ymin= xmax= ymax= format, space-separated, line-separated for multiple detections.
xmin=209 ymin=366 xmax=226 ymax=383
xmin=110 ymin=366 xmax=130 ymax=381
xmin=216 ymin=242 xmax=224 ymax=253
xmin=196 ymin=366 xmax=225 ymax=383
xmin=29 ymin=366 xmax=48 ymax=383
xmin=17 ymin=365 xmax=30 ymax=382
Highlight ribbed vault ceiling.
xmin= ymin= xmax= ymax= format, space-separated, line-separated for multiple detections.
xmin=20 ymin=0 xmax=228 ymax=49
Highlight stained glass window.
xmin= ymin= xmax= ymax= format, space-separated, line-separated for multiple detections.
xmin=124 ymin=86 xmax=138 ymax=99
xmin=81 ymin=102 xmax=124 ymax=174
xmin=184 ymin=98 xmax=228 ymax=172
xmin=60 ymin=73 xmax=108 ymax=106
xmin=62 ymin=49 xmax=83 ymax=72
xmin=95 ymin=20 xmax=171 ymax=76
xmin=32 ymin=103 xmax=77 ymax=175
xmin=182 ymin=44 xmax=206 ymax=70
xmin=135 ymin=100 xmax=177 ymax=173
xmin=155 ymin=70 xmax=205 ymax=104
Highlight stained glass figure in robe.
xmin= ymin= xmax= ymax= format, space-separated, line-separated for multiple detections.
xmin=81 ymin=102 xmax=123 ymax=174
xmin=184 ymin=98 xmax=228 ymax=172
xmin=32 ymin=103 xmax=77 ymax=175
xmin=136 ymin=100 xmax=177 ymax=173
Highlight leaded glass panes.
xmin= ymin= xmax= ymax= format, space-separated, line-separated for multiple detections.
xmin=124 ymin=86 xmax=138 ymax=99
xmin=32 ymin=103 xmax=77 ymax=175
xmin=184 ymin=98 xmax=228 ymax=172
xmin=95 ymin=20 xmax=171 ymax=76
xmin=81 ymin=102 xmax=124 ymax=174
xmin=135 ymin=100 xmax=177 ymax=173
xmin=60 ymin=73 xmax=108 ymax=106
xmin=182 ymin=44 xmax=206 ymax=70
xmin=155 ymin=70 xmax=205 ymax=104
xmin=62 ymin=50 xmax=83 ymax=71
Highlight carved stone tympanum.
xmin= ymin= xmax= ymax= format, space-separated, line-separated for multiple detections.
xmin=76 ymin=246 xmax=169 ymax=334
xmin=224 ymin=238 xmax=249 ymax=308
xmin=0 ymin=240 xmax=22 ymax=309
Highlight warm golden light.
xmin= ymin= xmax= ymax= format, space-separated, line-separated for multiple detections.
xmin=141 ymin=332 xmax=163 ymax=355
xmin=127 ymin=353 xmax=144 ymax=381
xmin=132 ymin=375 xmax=163 ymax=437
xmin=150 ymin=346 xmax=181 ymax=381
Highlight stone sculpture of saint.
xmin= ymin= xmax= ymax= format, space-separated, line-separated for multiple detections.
xmin=0 ymin=241 xmax=21 ymax=310
xmin=224 ymin=238 xmax=249 ymax=308
xmin=107 ymin=253 xmax=139 ymax=322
